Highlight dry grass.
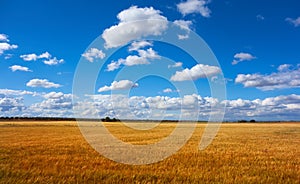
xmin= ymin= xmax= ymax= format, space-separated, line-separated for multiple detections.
xmin=0 ymin=121 xmax=299 ymax=183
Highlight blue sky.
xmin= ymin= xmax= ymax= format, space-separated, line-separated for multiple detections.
xmin=0 ymin=0 xmax=300 ymax=121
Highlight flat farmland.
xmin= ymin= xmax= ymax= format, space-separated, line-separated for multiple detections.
xmin=0 ymin=121 xmax=299 ymax=183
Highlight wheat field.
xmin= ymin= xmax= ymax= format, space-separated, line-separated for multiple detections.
xmin=0 ymin=121 xmax=299 ymax=183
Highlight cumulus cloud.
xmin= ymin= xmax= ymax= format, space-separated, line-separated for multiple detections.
xmin=174 ymin=20 xmax=193 ymax=40
xmin=232 ymin=52 xmax=256 ymax=65
xmin=107 ymin=48 xmax=160 ymax=71
xmin=0 ymin=42 xmax=18 ymax=55
xmin=0 ymin=34 xmax=18 ymax=55
xmin=9 ymin=65 xmax=32 ymax=72
xmin=0 ymin=89 xmax=37 ymax=96
xmin=128 ymin=40 xmax=153 ymax=51
xmin=235 ymin=64 xmax=300 ymax=90
xmin=162 ymin=88 xmax=179 ymax=93
xmin=76 ymin=93 xmax=300 ymax=121
xmin=177 ymin=0 xmax=211 ymax=17
xmin=20 ymin=52 xmax=51 ymax=61
xmin=285 ymin=17 xmax=300 ymax=27
xmin=168 ymin=62 xmax=183 ymax=68
xmin=171 ymin=64 xmax=221 ymax=81
xmin=102 ymin=6 xmax=168 ymax=48
xmin=26 ymin=79 xmax=61 ymax=88
xmin=98 ymin=80 xmax=138 ymax=92
xmin=43 ymin=57 xmax=64 ymax=65
xmin=20 ymin=52 xmax=64 ymax=65
xmin=0 ymin=34 xmax=9 ymax=42
xmin=82 ymin=48 xmax=106 ymax=62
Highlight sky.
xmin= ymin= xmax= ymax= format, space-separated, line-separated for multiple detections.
xmin=0 ymin=0 xmax=300 ymax=121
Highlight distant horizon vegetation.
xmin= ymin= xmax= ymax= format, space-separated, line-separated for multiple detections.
xmin=0 ymin=116 xmax=298 ymax=123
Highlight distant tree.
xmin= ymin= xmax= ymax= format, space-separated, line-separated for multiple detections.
xmin=250 ymin=119 xmax=256 ymax=123
xmin=238 ymin=120 xmax=248 ymax=123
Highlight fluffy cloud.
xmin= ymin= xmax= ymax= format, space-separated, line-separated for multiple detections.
xmin=285 ymin=17 xmax=300 ymax=27
xmin=20 ymin=52 xmax=63 ymax=65
xmin=177 ymin=0 xmax=211 ymax=17
xmin=102 ymin=6 xmax=168 ymax=48
xmin=171 ymin=64 xmax=221 ymax=81
xmin=0 ymin=34 xmax=18 ymax=56
xmin=129 ymin=40 xmax=153 ymax=51
xmin=0 ymin=42 xmax=18 ymax=55
xmin=107 ymin=48 xmax=160 ymax=71
xmin=75 ymin=93 xmax=300 ymax=121
xmin=43 ymin=57 xmax=64 ymax=65
xmin=162 ymin=88 xmax=179 ymax=93
xmin=26 ymin=79 xmax=61 ymax=88
xmin=0 ymin=89 xmax=36 ymax=96
xmin=232 ymin=52 xmax=256 ymax=65
xmin=82 ymin=48 xmax=105 ymax=62
xmin=9 ymin=65 xmax=32 ymax=72
xmin=20 ymin=52 xmax=51 ymax=61
xmin=98 ymin=80 xmax=138 ymax=92
xmin=235 ymin=64 xmax=300 ymax=90
xmin=168 ymin=62 xmax=183 ymax=68
xmin=0 ymin=34 xmax=9 ymax=42
xmin=174 ymin=20 xmax=193 ymax=40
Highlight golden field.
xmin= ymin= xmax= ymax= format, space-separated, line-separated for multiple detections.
xmin=0 ymin=121 xmax=299 ymax=183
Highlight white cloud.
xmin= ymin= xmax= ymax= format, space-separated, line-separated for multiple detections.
xmin=102 ymin=6 xmax=168 ymax=48
xmin=20 ymin=53 xmax=39 ymax=61
xmin=129 ymin=41 xmax=153 ymax=51
xmin=0 ymin=89 xmax=36 ymax=96
xmin=39 ymin=52 xmax=51 ymax=59
xmin=235 ymin=64 xmax=300 ymax=90
xmin=285 ymin=17 xmax=300 ymax=27
xmin=82 ymin=48 xmax=105 ymax=62
xmin=162 ymin=88 xmax=179 ymax=93
xmin=163 ymin=88 xmax=173 ymax=93
xmin=98 ymin=80 xmax=138 ymax=92
xmin=20 ymin=52 xmax=63 ymax=65
xmin=256 ymin=14 xmax=265 ymax=21
xmin=171 ymin=64 xmax=221 ymax=81
xmin=277 ymin=64 xmax=291 ymax=72
xmin=232 ymin=52 xmax=256 ymax=65
xmin=174 ymin=20 xmax=193 ymax=30
xmin=168 ymin=62 xmax=183 ymax=68
xmin=43 ymin=57 xmax=64 ymax=65
xmin=177 ymin=0 xmax=211 ymax=17
xmin=20 ymin=52 xmax=51 ymax=61
xmin=0 ymin=42 xmax=18 ymax=55
xmin=107 ymin=48 xmax=160 ymax=71
xmin=9 ymin=65 xmax=32 ymax=72
xmin=0 ymin=34 xmax=9 ymax=42
xmin=26 ymin=79 xmax=61 ymax=88
xmin=174 ymin=20 xmax=193 ymax=40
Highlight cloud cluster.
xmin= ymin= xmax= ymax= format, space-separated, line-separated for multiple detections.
xmin=0 ymin=34 xmax=18 ymax=55
xmin=171 ymin=64 xmax=221 ymax=81
xmin=286 ymin=17 xmax=300 ymax=27
xmin=107 ymin=48 xmax=160 ymax=71
xmin=1 ymin=88 xmax=300 ymax=121
xmin=82 ymin=48 xmax=106 ymax=62
xmin=235 ymin=64 xmax=300 ymax=90
xmin=98 ymin=80 xmax=138 ymax=92
xmin=177 ymin=0 xmax=211 ymax=17
xmin=26 ymin=79 xmax=61 ymax=88
xmin=20 ymin=52 xmax=64 ymax=65
xmin=102 ymin=6 xmax=168 ymax=48
xmin=232 ymin=52 xmax=256 ymax=65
